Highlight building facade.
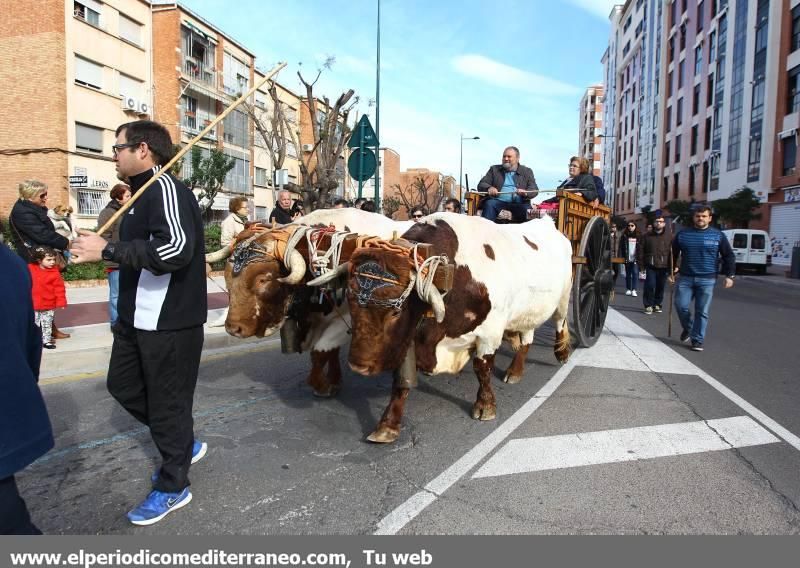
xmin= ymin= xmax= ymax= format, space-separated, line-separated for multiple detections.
xmin=0 ymin=0 xmax=153 ymax=226
xmin=579 ymin=85 xmax=604 ymax=176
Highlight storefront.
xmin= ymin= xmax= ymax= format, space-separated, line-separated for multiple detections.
xmin=769 ymin=187 xmax=800 ymax=266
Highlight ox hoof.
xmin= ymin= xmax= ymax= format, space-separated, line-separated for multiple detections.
xmin=367 ymin=427 xmax=400 ymax=444
xmin=503 ymin=373 xmax=522 ymax=385
xmin=471 ymin=404 xmax=497 ymax=421
xmin=312 ymin=385 xmax=340 ymax=398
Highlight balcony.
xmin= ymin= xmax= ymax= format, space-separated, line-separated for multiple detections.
xmin=182 ymin=58 xmax=216 ymax=88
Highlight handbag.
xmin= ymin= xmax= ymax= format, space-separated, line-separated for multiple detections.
xmin=9 ymin=217 xmax=69 ymax=271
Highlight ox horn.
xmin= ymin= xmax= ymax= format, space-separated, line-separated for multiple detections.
xmin=425 ymin=285 xmax=446 ymax=323
xmin=205 ymin=244 xmax=232 ymax=263
xmin=277 ymin=248 xmax=306 ymax=284
xmin=306 ymin=262 xmax=350 ymax=287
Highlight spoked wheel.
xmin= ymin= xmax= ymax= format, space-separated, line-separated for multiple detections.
xmin=572 ymin=216 xmax=614 ymax=347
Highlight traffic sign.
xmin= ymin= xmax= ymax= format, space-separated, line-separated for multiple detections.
xmin=348 ymin=148 xmax=376 ymax=181
xmin=347 ymin=115 xmax=379 ymax=148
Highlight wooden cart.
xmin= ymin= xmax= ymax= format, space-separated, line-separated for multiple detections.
xmin=465 ymin=190 xmax=619 ymax=347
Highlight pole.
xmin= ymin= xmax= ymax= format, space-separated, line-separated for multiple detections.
xmin=96 ymin=61 xmax=287 ymax=236
xmin=459 ymin=133 xmax=463 ymax=204
xmin=374 ymin=0 xmax=381 ymax=208
xmin=357 ymin=118 xmax=365 ymax=199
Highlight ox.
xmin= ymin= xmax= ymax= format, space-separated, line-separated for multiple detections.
xmin=344 ymin=213 xmax=573 ymax=443
xmin=207 ymin=208 xmax=411 ymax=397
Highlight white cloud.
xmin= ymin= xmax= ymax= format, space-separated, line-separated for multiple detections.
xmin=564 ymin=0 xmax=620 ymax=21
xmin=451 ymin=55 xmax=582 ymax=97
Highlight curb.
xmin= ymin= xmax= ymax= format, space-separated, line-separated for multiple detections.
xmin=39 ymin=327 xmax=278 ymax=380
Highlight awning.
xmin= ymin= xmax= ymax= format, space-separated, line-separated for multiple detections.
xmin=778 ymin=128 xmax=797 ymax=139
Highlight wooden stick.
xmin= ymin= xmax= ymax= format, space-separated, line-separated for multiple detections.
xmin=95 ymin=61 xmax=288 ymax=236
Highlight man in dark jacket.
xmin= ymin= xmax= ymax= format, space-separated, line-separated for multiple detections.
xmin=477 ymin=146 xmax=538 ymax=222
xmin=0 ymin=245 xmax=54 ymax=534
xmin=71 ymin=120 xmax=207 ymax=526
xmin=671 ymin=206 xmax=736 ymax=352
xmin=269 ymin=190 xmax=299 ymax=225
xmin=637 ymin=214 xmax=672 ymax=314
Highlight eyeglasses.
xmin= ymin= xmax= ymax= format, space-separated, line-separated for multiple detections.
xmin=568 ymin=164 xmax=579 ymax=168
xmin=112 ymin=142 xmax=139 ymax=157
xmin=412 ymin=214 xmax=424 ymax=219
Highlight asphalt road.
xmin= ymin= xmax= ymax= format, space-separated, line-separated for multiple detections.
xmin=19 ymin=274 xmax=800 ymax=535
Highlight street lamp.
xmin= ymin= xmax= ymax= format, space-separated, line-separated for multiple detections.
xmin=459 ymin=134 xmax=480 ymax=202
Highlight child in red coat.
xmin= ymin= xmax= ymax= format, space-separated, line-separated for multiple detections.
xmin=28 ymin=246 xmax=67 ymax=349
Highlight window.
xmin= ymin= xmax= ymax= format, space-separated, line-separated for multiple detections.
xmin=695 ymin=44 xmax=703 ymax=75
xmin=752 ymin=234 xmax=766 ymax=249
xmin=673 ymin=172 xmax=680 ymax=199
xmin=707 ymin=74 xmax=714 ymax=106
xmin=679 ymin=25 xmax=686 ymax=52
xmin=74 ymin=0 xmax=101 ymax=27
xmin=677 ymin=98 xmax=683 ymax=126
xmin=664 ymin=140 xmax=671 ymax=166
xmin=665 ymin=106 xmax=672 ymax=132
xmin=675 ymin=134 xmax=681 ymax=163
xmin=76 ymin=123 xmax=103 ymax=153
xmin=119 ymin=73 xmax=142 ymax=99
xmin=74 ymin=55 xmax=102 ymax=89
xmin=709 ymin=30 xmax=716 ymax=63
xmin=223 ymin=148 xmax=251 ymax=194
xmin=287 ymin=141 xmax=298 ymax=159
xmin=783 ymin=136 xmax=797 ymax=176
xmin=705 ymin=116 xmax=712 ymax=150
xmin=693 ymin=83 xmax=701 ymax=115
xmin=255 ymin=167 xmax=268 ymax=186
xmin=119 ymin=14 xmax=142 ymax=45
xmin=702 ymin=161 xmax=709 ymax=193
xmin=747 ymin=136 xmax=761 ymax=182
xmin=697 ymin=1 xmax=704 ymax=33
xmin=691 ymin=124 xmax=698 ymax=155
xmin=678 ymin=58 xmax=685 ymax=89
xmin=688 ymin=166 xmax=695 ymax=196
xmin=182 ymin=95 xmax=197 ymax=130
xmin=667 ymin=70 xmax=673 ymax=95
xmin=77 ymin=189 xmax=105 ymax=216
xmin=223 ymin=52 xmax=250 ymax=96
xmin=787 ymin=65 xmax=800 ymax=115
xmin=793 ymin=4 xmax=800 ymax=53
xmin=223 ymin=109 xmax=249 ymax=147
xmin=662 ymin=176 xmax=669 ymax=203
xmin=731 ymin=233 xmax=748 ymax=248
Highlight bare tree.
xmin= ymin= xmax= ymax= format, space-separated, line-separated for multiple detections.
xmin=295 ymin=58 xmax=357 ymax=210
xmin=391 ymin=174 xmax=445 ymax=217
xmin=381 ymin=195 xmax=402 ymax=219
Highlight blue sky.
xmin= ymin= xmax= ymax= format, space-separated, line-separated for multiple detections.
xmin=180 ymin=0 xmax=618 ymax=190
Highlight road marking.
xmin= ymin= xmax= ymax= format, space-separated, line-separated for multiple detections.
xmin=374 ymin=307 xmax=800 ymax=535
xmin=374 ymin=349 xmax=585 ymax=535
xmin=604 ymin=309 xmax=800 ymax=452
xmin=472 ymin=416 xmax=779 ymax=478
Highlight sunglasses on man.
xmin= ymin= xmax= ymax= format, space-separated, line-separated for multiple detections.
xmin=412 ymin=214 xmax=424 ymax=219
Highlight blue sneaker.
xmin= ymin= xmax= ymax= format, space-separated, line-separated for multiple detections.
xmin=127 ymin=487 xmax=192 ymax=526
xmin=151 ymin=440 xmax=207 ymax=483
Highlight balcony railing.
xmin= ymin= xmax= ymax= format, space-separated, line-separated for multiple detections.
xmin=183 ymin=58 xmax=216 ymax=87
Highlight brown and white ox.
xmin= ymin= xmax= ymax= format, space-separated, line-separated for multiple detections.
xmin=210 ymin=208 xmax=411 ymax=397
xmin=345 ymin=213 xmax=573 ymax=442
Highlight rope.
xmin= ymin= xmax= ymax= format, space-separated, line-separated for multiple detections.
xmin=412 ymin=245 xmax=448 ymax=307
xmin=307 ymin=227 xmax=352 ymax=277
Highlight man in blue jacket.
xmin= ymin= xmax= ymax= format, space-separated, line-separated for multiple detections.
xmin=671 ymin=205 xmax=736 ymax=352
xmin=0 ymin=245 xmax=54 ymax=534
xmin=71 ymin=120 xmax=207 ymax=526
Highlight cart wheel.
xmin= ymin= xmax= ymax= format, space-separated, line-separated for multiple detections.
xmin=572 ymin=216 xmax=614 ymax=347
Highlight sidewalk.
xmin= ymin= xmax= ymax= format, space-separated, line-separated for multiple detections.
xmin=44 ymin=276 xmax=276 ymax=380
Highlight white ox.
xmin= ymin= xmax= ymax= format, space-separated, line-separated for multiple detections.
xmin=344 ymin=213 xmax=573 ymax=442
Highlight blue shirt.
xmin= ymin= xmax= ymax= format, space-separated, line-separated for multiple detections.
xmin=673 ymin=226 xmax=735 ymax=279
xmin=498 ymin=172 xmax=518 ymax=203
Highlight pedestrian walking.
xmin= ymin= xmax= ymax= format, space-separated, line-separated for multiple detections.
xmin=610 ymin=223 xmax=621 ymax=285
xmin=96 ymin=183 xmax=132 ymax=328
xmin=671 ymin=205 xmax=736 ymax=352
xmin=637 ymin=214 xmax=672 ymax=314
xmin=70 ymin=120 xmax=208 ymax=526
xmin=28 ymin=246 xmax=67 ymax=349
xmin=0 ymin=244 xmax=54 ymax=534
xmin=619 ymin=221 xmax=642 ymax=296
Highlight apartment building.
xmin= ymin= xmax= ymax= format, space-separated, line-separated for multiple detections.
xmin=252 ymin=69 xmax=302 ymax=218
xmin=607 ymin=0 xmax=661 ymax=218
xmin=0 ymin=0 xmax=152 ymax=225
xmin=578 ymin=85 xmax=604 ymax=176
xmin=600 ymin=5 xmax=623 ymax=213
xmin=769 ymin=0 xmax=800 ymax=265
xmin=151 ymin=1 xmax=256 ymax=221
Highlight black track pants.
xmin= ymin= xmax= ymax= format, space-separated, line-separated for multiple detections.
xmin=107 ymin=323 xmax=204 ymax=493
xmin=0 ymin=476 xmax=41 ymax=535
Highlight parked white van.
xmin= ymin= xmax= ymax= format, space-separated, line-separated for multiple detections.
xmin=722 ymin=229 xmax=771 ymax=274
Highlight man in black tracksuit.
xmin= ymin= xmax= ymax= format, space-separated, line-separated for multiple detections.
xmin=71 ymin=120 xmax=207 ymax=525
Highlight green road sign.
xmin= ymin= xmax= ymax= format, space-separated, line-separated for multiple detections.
xmin=348 ymin=115 xmax=379 ymax=148
xmin=348 ymin=148 xmax=376 ymax=181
